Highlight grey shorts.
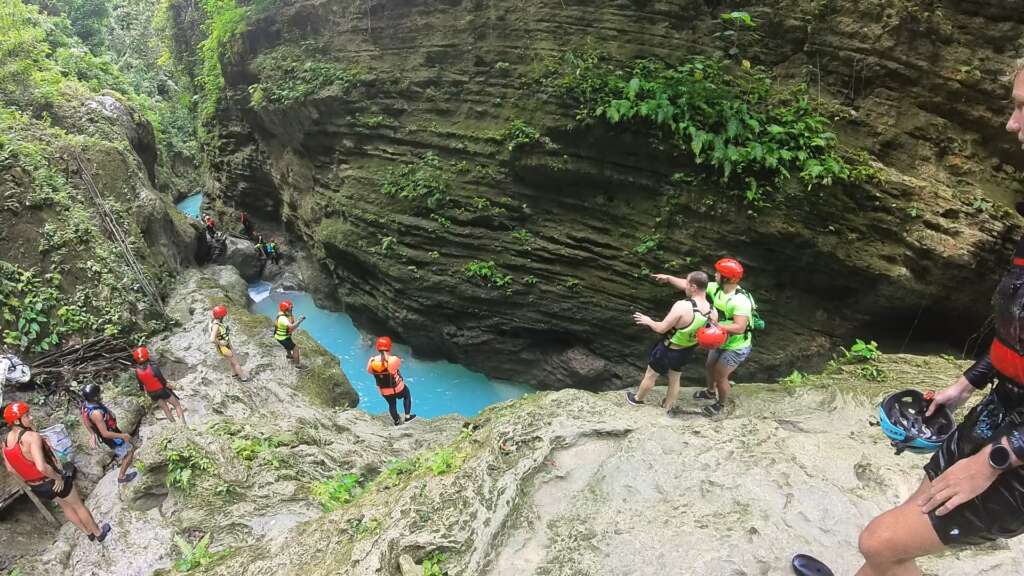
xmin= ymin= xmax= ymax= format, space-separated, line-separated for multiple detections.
xmin=706 ymin=346 xmax=751 ymax=370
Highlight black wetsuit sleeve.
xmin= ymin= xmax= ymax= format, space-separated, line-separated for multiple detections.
xmin=963 ymin=355 xmax=996 ymax=390
xmin=152 ymin=364 xmax=168 ymax=387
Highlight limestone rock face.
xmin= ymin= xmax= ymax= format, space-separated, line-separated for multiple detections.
xmin=167 ymin=355 xmax=1024 ymax=576
xmin=187 ymin=0 xmax=1021 ymax=390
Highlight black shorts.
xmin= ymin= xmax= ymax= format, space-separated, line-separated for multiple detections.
xmin=277 ymin=337 xmax=296 ymax=353
xmin=924 ymin=381 xmax=1024 ymax=546
xmin=147 ymin=388 xmax=177 ymax=401
xmin=30 ymin=473 xmax=74 ymax=501
xmin=647 ymin=341 xmax=694 ymax=375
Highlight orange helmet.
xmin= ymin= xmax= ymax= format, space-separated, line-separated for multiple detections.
xmin=696 ymin=325 xmax=728 ymax=349
xmin=714 ymin=258 xmax=744 ymax=282
xmin=212 ymin=305 xmax=228 ymax=319
xmin=3 ymin=401 xmax=29 ymax=426
xmin=375 ymin=336 xmax=392 ymax=351
xmin=279 ymin=300 xmax=293 ymax=313
xmin=133 ymin=346 xmax=150 ymax=364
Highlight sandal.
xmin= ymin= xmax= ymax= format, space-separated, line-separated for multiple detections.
xmin=693 ymin=389 xmax=716 ymax=401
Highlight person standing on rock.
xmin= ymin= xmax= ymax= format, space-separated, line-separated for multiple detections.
xmin=367 ymin=336 xmax=416 ymax=426
xmin=2 ymin=402 xmax=112 ymax=542
xmin=843 ymin=60 xmax=1024 ymax=576
xmin=132 ymin=346 xmax=186 ymax=425
xmin=274 ymin=300 xmax=307 ymax=368
xmin=627 ymin=271 xmax=714 ymax=413
xmin=695 ymin=258 xmax=752 ymax=417
xmin=210 ymin=305 xmax=249 ymax=381
xmin=81 ymin=383 xmax=137 ymax=485
xmin=240 ymin=211 xmax=254 ymax=238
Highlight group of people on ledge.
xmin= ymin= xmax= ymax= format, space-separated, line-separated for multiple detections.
xmin=201 ymin=210 xmax=284 ymax=277
xmin=627 ymin=257 xmax=756 ymax=418
xmin=1 ymin=345 xmax=184 ymax=544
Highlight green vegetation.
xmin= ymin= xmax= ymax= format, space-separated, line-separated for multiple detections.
xmin=841 ymin=338 xmax=881 ymax=363
xmin=174 ymin=533 xmax=227 ymax=572
xmin=249 ymin=43 xmax=364 ymax=110
xmin=633 ymin=233 xmax=661 ymax=255
xmin=422 ymin=552 xmax=448 ymax=576
xmin=546 ymin=51 xmax=872 ymax=203
xmin=464 ymin=261 xmax=513 ymax=288
xmin=311 ymin=472 xmax=365 ymax=512
xmin=779 ymin=370 xmax=806 ymax=387
xmin=376 ymin=457 xmax=419 ymax=489
xmin=426 ymin=448 xmax=462 ymax=475
xmin=230 ymin=435 xmax=285 ymax=462
xmin=165 ymin=443 xmax=215 ymax=493
xmin=500 ymin=119 xmax=541 ymax=151
xmin=715 ymin=11 xmax=759 ymax=61
xmin=510 ymin=229 xmax=533 ymax=246
xmin=382 ymin=153 xmax=451 ymax=211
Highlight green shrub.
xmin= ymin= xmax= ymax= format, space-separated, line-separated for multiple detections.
xmin=381 ymin=153 xmax=450 ymax=210
xmin=230 ymin=436 xmax=283 ymax=462
xmin=174 ymin=533 xmax=226 ymax=572
xmin=779 ymin=370 xmax=805 ymax=387
xmin=422 ymin=552 xmax=448 ymax=576
xmin=311 ymin=472 xmax=364 ymax=512
xmin=463 ymin=261 xmax=512 ymax=288
xmin=841 ymin=338 xmax=880 ymax=363
xmin=426 ymin=448 xmax=462 ymax=476
xmin=250 ymin=43 xmax=364 ymax=110
xmin=546 ymin=51 xmax=872 ymax=203
xmin=499 ymin=119 xmax=540 ymax=150
xmin=633 ymin=234 xmax=661 ymax=255
xmin=165 ymin=444 xmax=215 ymax=493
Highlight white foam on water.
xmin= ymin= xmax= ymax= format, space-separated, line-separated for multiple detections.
xmin=248 ymin=281 xmax=273 ymax=303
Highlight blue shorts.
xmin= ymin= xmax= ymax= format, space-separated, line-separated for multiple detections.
xmin=102 ymin=437 xmax=131 ymax=461
xmin=706 ymin=346 xmax=751 ymax=370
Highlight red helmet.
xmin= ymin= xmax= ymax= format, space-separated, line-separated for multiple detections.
xmin=375 ymin=336 xmax=392 ymax=351
xmin=279 ymin=300 xmax=293 ymax=313
xmin=696 ymin=325 xmax=728 ymax=349
xmin=3 ymin=401 xmax=29 ymax=426
xmin=133 ymin=346 xmax=150 ymax=364
xmin=714 ymin=258 xmax=744 ymax=282
xmin=212 ymin=305 xmax=228 ymax=319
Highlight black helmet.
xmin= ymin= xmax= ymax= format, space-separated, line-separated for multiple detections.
xmin=82 ymin=383 xmax=102 ymax=402
xmin=878 ymin=389 xmax=955 ymax=454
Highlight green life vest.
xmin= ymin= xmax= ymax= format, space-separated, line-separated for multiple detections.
xmin=668 ymin=298 xmax=711 ymax=348
xmin=212 ymin=320 xmax=230 ymax=343
xmin=274 ymin=314 xmax=291 ymax=341
xmin=707 ymin=282 xmax=760 ymax=350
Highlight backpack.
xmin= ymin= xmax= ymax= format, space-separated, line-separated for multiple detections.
xmin=709 ymin=286 xmax=765 ymax=332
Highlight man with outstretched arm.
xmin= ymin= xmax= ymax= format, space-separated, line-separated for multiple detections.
xmin=627 ymin=271 xmax=714 ymax=413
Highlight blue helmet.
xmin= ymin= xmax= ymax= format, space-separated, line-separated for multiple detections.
xmin=878 ymin=389 xmax=955 ymax=455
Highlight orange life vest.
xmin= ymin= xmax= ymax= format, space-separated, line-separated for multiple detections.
xmin=368 ymin=354 xmax=406 ymax=396
xmin=2 ymin=429 xmax=47 ymax=483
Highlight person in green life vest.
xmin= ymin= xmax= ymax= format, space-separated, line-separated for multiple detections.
xmin=274 ymin=299 xmax=306 ymax=368
xmin=626 ymin=271 xmax=715 ymax=414
xmin=693 ymin=258 xmax=753 ymax=417
xmin=209 ymin=305 xmax=249 ymax=381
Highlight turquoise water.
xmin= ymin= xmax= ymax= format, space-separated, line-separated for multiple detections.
xmin=176 ymin=193 xmax=203 ymax=219
xmin=249 ymin=285 xmax=532 ymax=418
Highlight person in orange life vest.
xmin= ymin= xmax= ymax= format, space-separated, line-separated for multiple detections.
xmin=133 ymin=346 xmax=185 ymax=425
xmin=80 ymin=383 xmax=137 ymax=484
xmin=3 ymin=402 xmax=112 ymax=542
xmin=366 ymin=336 xmax=416 ymax=426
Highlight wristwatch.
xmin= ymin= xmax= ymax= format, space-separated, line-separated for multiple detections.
xmin=989 ymin=443 xmax=1012 ymax=471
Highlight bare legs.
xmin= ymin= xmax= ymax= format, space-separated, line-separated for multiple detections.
xmin=56 ymin=486 xmax=101 ymax=537
xmin=855 ymin=477 xmax=946 ymax=576
xmin=158 ymin=395 xmax=187 ymax=424
xmin=634 ymin=367 xmax=683 ymax=411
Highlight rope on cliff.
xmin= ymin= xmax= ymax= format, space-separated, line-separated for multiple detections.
xmin=72 ymin=152 xmax=166 ymax=316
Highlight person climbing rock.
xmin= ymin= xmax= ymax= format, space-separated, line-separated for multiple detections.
xmin=267 ymin=239 xmax=282 ymax=266
xmin=626 ymin=271 xmax=713 ymax=413
xmin=274 ymin=300 xmax=307 ymax=368
xmin=239 ymin=211 xmax=254 ymax=238
xmin=202 ymin=213 xmax=217 ymax=239
xmin=254 ymin=236 xmax=268 ymax=277
xmin=2 ymin=402 xmax=111 ymax=542
xmin=132 ymin=346 xmax=186 ymax=425
xmin=694 ymin=258 xmax=753 ymax=417
xmin=80 ymin=384 xmax=137 ymax=484
xmin=210 ymin=305 xmax=248 ymax=381
xmin=367 ymin=336 xmax=415 ymax=426
xmin=849 ymin=58 xmax=1024 ymax=576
